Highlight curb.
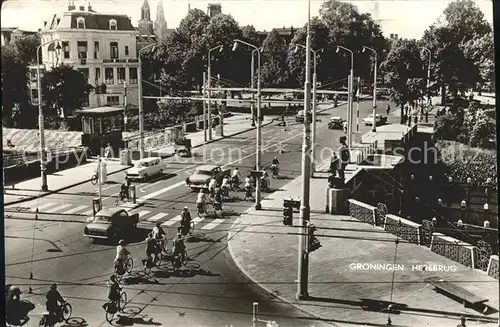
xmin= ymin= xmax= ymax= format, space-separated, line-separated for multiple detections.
xmin=4 ymin=165 xmax=131 ymax=206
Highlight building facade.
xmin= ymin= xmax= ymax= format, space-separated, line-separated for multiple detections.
xmin=33 ymin=1 xmax=140 ymax=109
xmin=1 ymin=27 xmax=37 ymax=47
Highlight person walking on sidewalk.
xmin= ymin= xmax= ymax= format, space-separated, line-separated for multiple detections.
xmin=104 ymin=143 xmax=113 ymax=159
xmin=386 ymin=104 xmax=391 ymax=116
xmin=338 ymin=136 xmax=349 ymax=185
xmin=329 ymin=153 xmax=339 ymax=176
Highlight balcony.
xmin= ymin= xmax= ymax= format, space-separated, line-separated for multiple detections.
xmin=102 ymin=58 xmax=139 ymax=64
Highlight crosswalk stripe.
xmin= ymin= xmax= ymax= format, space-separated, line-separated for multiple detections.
xmin=201 ymin=219 xmax=225 ymax=230
xmin=147 ymin=213 xmax=168 ymax=222
xmin=33 ymin=202 xmax=57 ymax=211
xmin=137 ymin=210 xmax=151 ymax=218
xmin=62 ymin=205 xmax=88 ymax=214
xmin=82 ymin=209 xmax=94 ymax=215
xmin=46 ymin=204 xmax=73 ymax=213
xmin=161 ymin=215 xmax=181 ymax=227
xmin=192 ymin=217 xmax=205 ymax=225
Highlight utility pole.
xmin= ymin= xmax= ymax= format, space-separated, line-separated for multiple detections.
xmin=138 ymin=43 xmax=156 ymax=159
xmin=297 ymin=0 xmax=312 ymax=300
xmin=98 ymin=157 xmax=102 ymax=206
xmin=123 ymin=80 xmax=128 ymax=133
xmin=250 ymin=54 xmax=256 ymax=127
xmin=362 ymin=46 xmax=378 ymax=132
xmin=356 ymin=77 xmax=361 ymax=135
xmin=337 ymin=46 xmax=354 ymax=149
xmin=203 ymin=72 xmax=207 ymax=142
xmin=208 ymin=66 xmax=212 ymax=141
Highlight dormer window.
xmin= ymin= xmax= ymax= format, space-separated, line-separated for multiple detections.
xmin=77 ymin=17 xmax=85 ymax=29
xmin=109 ymin=19 xmax=117 ymax=31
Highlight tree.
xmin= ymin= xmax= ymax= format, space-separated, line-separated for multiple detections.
xmin=462 ymin=29 xmax=494 ymax=93
xmin=41 ymin=65 xmax=93 ymax=119
xmin=1 ymin=45 xmax=32 ymax=127
xmin=13 ymin=35 xmax=41 ymax=65
xmin=241 ymin=25 xmax=260 ymax=47
xmin=381 ymin=39 xmax=425 ymax=123
xmin=442 ymin=0 xmax=491 ymax=46
xmin=260 ymin=29 xmax=289 ymax=87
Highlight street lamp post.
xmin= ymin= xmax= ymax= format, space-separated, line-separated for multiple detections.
xmin=295 ymin=44 xmax=323 ymax=175
xmin=421 ymin=47 xmax=431 ymax=122
xmin=207 ymin=45 xmax=223 ymax=141
xmin=233 ymin=39 xmax=262 ymax=210
xmin=362 ymin=46 xmax=378 ymax=132
xmin=297 ymin=0 xmax=313 ymax=300
xmin=123 ymin=80 xmax=128 ymax=133
xmin=138 ymin=43 xmax=156 ymax=159
xmin=336 ymin=46 xmax=354 ymax=149
xmin=37 ymin=39 xmax=61 ymax=191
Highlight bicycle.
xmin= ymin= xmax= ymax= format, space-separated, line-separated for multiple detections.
xmin=171 ymin=249 xmax=188 ymax=272
xmin=178 ymin=221 xmax=195 ymax=236
xmin=39 ymin=302 xmax=72 ymax=327
xmin=90 ymin=171 xmax=99 ymax=185
xmin=143 ymin=252 xmax=162 ymax=276
xmin=115 ymin=190 xmax=128 ymax=206
xmin=114 ymin=257 xmax=133 ymax=282
xmin=104 ymin=291 xmax=127 ymax=323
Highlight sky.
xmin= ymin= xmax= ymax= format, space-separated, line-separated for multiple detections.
xmin=0 ymin=0 xmax=494 ymax=40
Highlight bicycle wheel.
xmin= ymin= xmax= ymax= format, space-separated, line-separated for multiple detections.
xmin=119 ymin=292 xmax=127 ymax=311
xmin=62 ymin=302 xmax=72 ymax=321
xmin=105 ymin=307 xmax=115 ymax=323
xmin=189 ymin=221 xmax=195 ymax=235
xmin=125 ymin=258 xmax=133 ymax=274
xmin=90 ymin=175 xmax=98 ymax=185
xmin=182 ymin=251 xmax=189 ymax=265
xmin=154 ymin=253 xmax=162 ymax=268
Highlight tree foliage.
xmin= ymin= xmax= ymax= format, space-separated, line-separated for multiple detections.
xmin=41 ymin=64 xmax=93 ymax=118
xmin=13 ymin=35 xmax=41 ymax=65
xmin=261 ymin=29 xmax=289 ymax=87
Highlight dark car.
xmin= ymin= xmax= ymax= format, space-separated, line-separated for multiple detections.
xmin=328 ymin=116 xmax=345 ymax=129
xmin=185 ymin=164 xmax=231 ymax=190
xmin=84 ymin=208 xmax=139 ymax=241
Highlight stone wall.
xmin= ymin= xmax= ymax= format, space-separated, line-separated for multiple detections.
xmin=430 ymin=232 xmax=476 ymax=268
xmin=487 ymin=255 xmax=499 ymax=280
xmin=348 ymin=199 xmax=376 ymax=225
xmin=385 ymin=214 xmax=421 ymax=245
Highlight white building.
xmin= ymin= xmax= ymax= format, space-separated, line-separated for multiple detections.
xmin=33 ymin=0 xmax=140 ymax=109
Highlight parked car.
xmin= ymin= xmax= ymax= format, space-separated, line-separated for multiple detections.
xmin=328 ymin=116 xmax=345 ymax=130
xmin=295 ymin=110 xmax=312 ymax=123
xmin=126 ymin=157 xmax=166 ymax=181
xmin=84 ymin=208 xmax=139 ymax=241
xmin=185 ymin=164 xmax=231 ymax=190
xmin=363 ymin=114 xmax=387 ymax=126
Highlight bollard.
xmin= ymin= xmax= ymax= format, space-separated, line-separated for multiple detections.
xmin=92 ymin=198 xmax=102 ymax=216
xmin=129 ymin=185 xmax=137 ymax=204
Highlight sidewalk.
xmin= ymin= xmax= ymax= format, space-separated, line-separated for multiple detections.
xmin=227 ymin=176 xmax=499 ymax=327
xmin=3 ymin=113 xmax=262 ymax=206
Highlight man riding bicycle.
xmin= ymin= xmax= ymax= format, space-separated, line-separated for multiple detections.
xmin=152 ymin=222 xmax=166 ymax=250
xmin=107 ymin=275 xmax=122 ymax=310
xmin=114 ymin=240 xmax=131 ymax=274
xmin=196 ymin=189 xmax=207 ymax=215
xmin=144 ymin=233 xmax=159 ymax=265
xmin=172 ymin=233 xmax=187 ymax=263
xmin=208 ymin=177 xmax=218 ymax=197
xmin=118 ymin=178 xmax=130 ymax=202
xmin=46 ymin=283 xmax=65 ymax=320
xmin=213 ymin=187 xmax=223 ymax=211
xmin=180 ymin=206 xmax=192 ymax=235
xmin=221 ymin=176 xmax=230 ymax=196
xmin=231 ymin=168 xmax=241 ymax=185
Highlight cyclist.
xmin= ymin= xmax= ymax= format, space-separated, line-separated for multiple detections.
xmin=231 ymin=168 xmax=241 ymax=185
xmin=244 ymin=175 xmax=253 ymax=199
xmin=114 ymin=240 xmax=131 ymax=275
xmin=118 ymin=180 xmax=129 ymax=203
xmin=213 ymin=187 xmax=223 ymax=211
xmin=221 ymin=176 xmax=230 ymax=197
xmin=5 ymin=285 xmax=21 ymax=321
xmin=180 ymin=206 xmax=192 ymax=235
xmin=196 ymin=189 xmax=207 ymax=215
xmin=107 ymin=274 xmax=122 ymax=311
xmin=46 ymin=283 xmax=65 ymax=320
xmin=261 ymin=170 xmax=270 ymax=190
xmin=208 ymin=177 xmax=218 ymax=197
xmin=144 ymin=233 xmax=159 ymax=265
xmin=172 ymin=233 xmax=187 ymax=263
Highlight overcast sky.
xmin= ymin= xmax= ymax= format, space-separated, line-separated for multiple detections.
xmin=0 ymin=0 xmax=494 ymax=40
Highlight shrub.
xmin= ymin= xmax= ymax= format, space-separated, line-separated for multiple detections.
xmin=436 ymin=140 xmax=497 ymax=184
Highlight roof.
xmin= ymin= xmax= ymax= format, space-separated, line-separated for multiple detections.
xmin=45 ymin=10 xmax=136 ymax=31
xmin=196 ymin=164 xmax=219 ymax=171
xmin=75 ymin=106 xmax=124 ymax=117
xmin=96 ymin=207 xmax=124 ymax=217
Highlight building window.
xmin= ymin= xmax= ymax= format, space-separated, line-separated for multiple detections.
xmin=105 ymin=68 xmax=114 ymax=84
xmin=77 ymin=68 xmax=89 ymax=82
xmin=129 ymin=67 xmax=137 ymax=84
xmin=125 ymin=46 xmax=129 ymax=56
xmin=77 ymin=41 xmax=87 ymax=59
xmin=107 ymin=96 xmax=119 ymax=106
xmin=109 ymin=19 xmax=117 ymax=31
xmin=82 ymin=95 xmax=90 ymax=107
xmin=94 ymin=41 xmax=99 ymax=59
xmin=110 ymin=42 xmax=119 ymax=59
xmin=62 ymin=41 xmax=70 ymax=59
xmin=77 ymin=17 xmax=85 ymax=29
xmin=117 ymin=67 xmax=126 ymax=84
xmin=95 ymin=68 xmax=101 ymax=84
xmin=31 ymin=89 xmax=38 ymax=99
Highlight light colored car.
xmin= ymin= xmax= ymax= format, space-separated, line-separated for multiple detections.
xmin=126 ymin=157 xmax=165 ymax=181
xmin=185 ymin=164 xmax=231 ymax=190
xmin=363 ymin=114 xmax=387 ymax=126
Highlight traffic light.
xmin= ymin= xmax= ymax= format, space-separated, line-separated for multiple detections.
xmin=283 ymin=199 xmax=293 ymax=226
xmin=308 ymin=223 xmax=322 ymax=253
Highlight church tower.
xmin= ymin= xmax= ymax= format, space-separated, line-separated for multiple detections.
xmin=138 ymin=0 xmax=154 ymax=35
xmin=154 ymin=0 xmax=168 ymax=40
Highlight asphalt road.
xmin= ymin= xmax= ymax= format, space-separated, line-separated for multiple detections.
xmin=5 ymin=99 xmax=395 ymax=327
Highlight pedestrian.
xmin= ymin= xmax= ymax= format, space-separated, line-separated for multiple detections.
xmin=457 ymin=316 xmax=466 ymax=327
xmin=329 ymin=153 xmax=339 ymax=176
xmin=104 ymin=143 xmax=113 ymax=159
xmin=386 ymin=104 xmax=390 ymax=116
xmin=338 ymin=136 xmax=349 ymax=184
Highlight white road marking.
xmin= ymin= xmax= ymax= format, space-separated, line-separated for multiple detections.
xmin=147 ymin=212 xmax=168 ymax=222
xmin=201 ymin=219 xmax=224 ymax=230
xmin=46 ymin=204 xmax=73 ymax=213
xmin=137 ymin=210 xmax=151 ymax=218
xmin=32 ymin=202 xmax=58 ymax=211
xmin=82 ymin=209 xmax=94 ymax=215
xmin=192 ymin=217 xmax=205 ymax=225
xmin=161 ymin=215 xmax=181 ymax=227
xmin=62 ymin=205 xmax=88 ymax=214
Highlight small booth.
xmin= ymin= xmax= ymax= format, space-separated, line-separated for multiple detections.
xmin=76 ymin=106 xmax=126 ymax=157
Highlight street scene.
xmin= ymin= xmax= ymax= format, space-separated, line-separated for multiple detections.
xmin=2 ymin=0 xmax=498 ymax=327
